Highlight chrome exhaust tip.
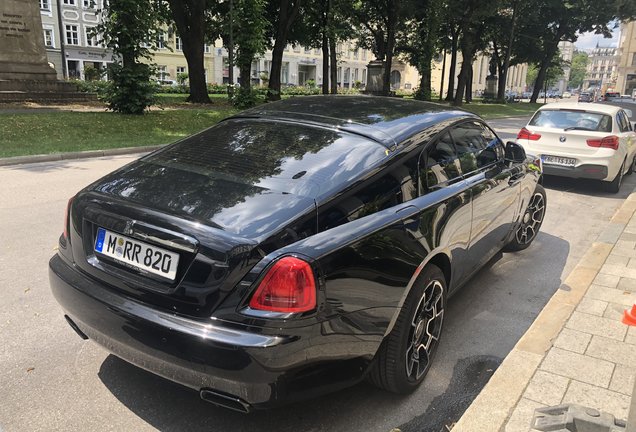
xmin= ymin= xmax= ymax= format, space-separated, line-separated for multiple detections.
xmin=199 ymin=389 xmax=251 ymax=413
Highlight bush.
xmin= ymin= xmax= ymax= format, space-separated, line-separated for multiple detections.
xmin=102 ymin=63 xmax=157 ymax=114
xmin=74 ymin=79 xmax=110 ymax=94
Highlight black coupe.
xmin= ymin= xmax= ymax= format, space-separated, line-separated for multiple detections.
xmin=49 ymin=96 xmax=545 ymax=412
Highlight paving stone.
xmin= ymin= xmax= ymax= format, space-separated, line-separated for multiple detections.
xmin=599 ymin=264 xmax=636 ymax=279
xmin=619 ymin=232 xmax=636 ymax=242
xmin=504 ymin=397 xmax=545 ymax=432
xmin=609 ymin=364 xmax=635 ymax=396
xmin=625 ymin=326 xmax=636 ymax=345
xmin=565 ymin=311 xmax=627 ymax=341
xmin=616 ymin=239 xmax=636 ymax=250
xmin=586 ymin=336 xmax=636 ymax=368
xmin=609 ymin=247 xmax=636 ymax=259
xmin=575 ymin=297 xmax=608 ymax=316
xmin=598 ymin=226 xmax=626 ymax=245
xmin=603 ymin=303 xmax=628 ymax=321
xmin=563 ymin=380 xmax=631 ymax=421
xmin=553 ymin=328 xmax=592 ymax=354
xmin=617 ymin=277 xmax=636 ymax=292
xmin=593 ymin=274 xmax=620 ymax=288
xmin=524 ymin=370 xmax=570 ymax=406
xmin=586 ymin=285 xmax=636 ymax=306
xmin=540 ymin=347 xmax=614 ymax=388
xmin=606 ymin=255 xmax=630 ymax=266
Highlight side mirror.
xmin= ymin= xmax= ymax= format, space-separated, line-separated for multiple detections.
xmin=505 ymin=141 xmax=526 ymax=163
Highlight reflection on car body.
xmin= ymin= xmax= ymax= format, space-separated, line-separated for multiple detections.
xmin=49 ymin=96 xmax=544 ymax=412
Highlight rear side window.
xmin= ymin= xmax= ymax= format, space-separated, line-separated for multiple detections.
xmin=420 ymin=132 xmax=461 ymax=190
xmin=529 ymin=109 xmax=612 ymax=132
xmin=450 ymin=121 xmax=502 ymax=174
xmin=617 ymin=111 xmax=631 ymax=132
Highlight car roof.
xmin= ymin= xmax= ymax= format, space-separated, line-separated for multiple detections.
xmin=538 ymin=102 xmax=622 ymax=115
xmin=234 ymin=95 xmax=477 ymax=148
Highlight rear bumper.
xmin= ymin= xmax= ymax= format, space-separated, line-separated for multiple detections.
xmin=49 ymin=254 xmax=379 ymax=409
xmin=542 ymin=164 xmax=609 ymax=180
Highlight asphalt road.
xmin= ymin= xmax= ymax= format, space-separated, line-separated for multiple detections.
xmin=1 ymin=118 xmax=634 ymax=432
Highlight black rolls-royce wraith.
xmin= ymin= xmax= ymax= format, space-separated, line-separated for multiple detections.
xmin=49 ymin=96 xmax=545 ymax=412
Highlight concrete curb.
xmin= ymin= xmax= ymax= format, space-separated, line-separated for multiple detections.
xmin=0 ymin=145 xmax=165 ymax=167
xmin=452 ymin=186 xmax=636 ymax=431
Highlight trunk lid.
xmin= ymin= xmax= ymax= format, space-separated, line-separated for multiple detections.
xmin=70 ymin=160 xmax=317 ymax=317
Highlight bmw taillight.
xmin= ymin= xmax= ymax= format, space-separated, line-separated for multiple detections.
xmin=63 ymin=198 xmax=73 ymax=240
xmin=249 ymin=256 xmax=317 ymax=313
xmin=587 ymin=135 xmax=619 ymax=150
xmin=517 ymin=127 xmax=541 ymax=141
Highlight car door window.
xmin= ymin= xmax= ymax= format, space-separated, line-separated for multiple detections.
xmin=617 ymin=111 xmax=631 ymax=132
xmin=450 ymin=121 xmax=503 ymax=174
xmin=419 ymin=132 xmax=462 ymax=191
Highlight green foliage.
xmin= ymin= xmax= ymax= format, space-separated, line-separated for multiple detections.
xmin=234 ymin=0 xmax=268 ymax=101
xmin=74 ymin=79 xmax=110 ymax=94
xmin=94 ymin=0 xmax=165 ymax=113
xmin=103 ymin=64 xmax=158 ymax=114
xmin=83 ymin=66 xmax=102 ymax=81
xmin=232 ymin=87 xmax=262 ymax=109
xmin=568 ymin=51 xmax=589 ymax=89
xmin=176 ymin=72 xmax=189 ymax=86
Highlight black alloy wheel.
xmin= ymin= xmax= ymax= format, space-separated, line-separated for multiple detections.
xmin=606 ymin=161 xmax=625 ymax=194
xmin=504 ymin=184 xmax=546 ymax=252
xmin=405 ymin=279 xmax=444 ymax=382
xmin=367 ymin=264 xmax=446 ymax=394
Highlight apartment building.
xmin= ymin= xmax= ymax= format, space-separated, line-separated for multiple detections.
xmin=616 ymin=21 xmax=636 ymax=96
xmin=582 ymin=46 xmax=617 ymax=92
xmin=39 ymin=0 xmax=114 ymax=80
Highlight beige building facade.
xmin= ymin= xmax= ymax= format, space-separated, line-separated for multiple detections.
xmin=582 ymin=46 xmax=617 ymax=92
xmin=616 ymin=21 xmax=636 ymax=96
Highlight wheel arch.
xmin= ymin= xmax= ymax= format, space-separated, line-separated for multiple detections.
xmin=381 ymin=250 xmax=451 ymax=338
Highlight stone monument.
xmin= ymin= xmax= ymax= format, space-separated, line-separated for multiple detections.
xmin=484 ymin=57 xmax=498 ymax=100
xmin=0 ymin=0 xmax=87 ymax=101
xmin=365 ymin=60 xmax=385 ymax=95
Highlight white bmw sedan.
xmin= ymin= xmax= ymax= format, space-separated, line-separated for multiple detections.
xmin=516 ymin=102 xmax=636 ymax=192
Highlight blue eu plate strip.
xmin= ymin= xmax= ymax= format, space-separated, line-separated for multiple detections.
xmin=95 ymin=228 xmax=106 ymax=252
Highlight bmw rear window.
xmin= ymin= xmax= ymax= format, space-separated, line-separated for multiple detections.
xmin=529 ymin=109 xmax=612 ymax=132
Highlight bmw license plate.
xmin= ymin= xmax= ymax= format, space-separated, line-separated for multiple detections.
xmin=94 ymin=227 xmax=180 ymax=281
xmin=542 ymin=155 xmax=576 ymax=167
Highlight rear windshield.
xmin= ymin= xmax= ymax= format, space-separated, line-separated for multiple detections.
xmin=529 ymin=109 xmax=612 ymax=132
xmin=143 ymin=118 xmax=386 ymax=197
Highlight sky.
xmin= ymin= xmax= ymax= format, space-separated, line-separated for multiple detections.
xmin=575 ymin=25 xmax=620 ymax=50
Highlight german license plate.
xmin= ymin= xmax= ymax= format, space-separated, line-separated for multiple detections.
xmin=94 ymin=227 xmax=180 ymax=281
xmin=542 ymin=155 xmax=576 ymax=167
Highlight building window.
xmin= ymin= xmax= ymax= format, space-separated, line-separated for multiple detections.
xmin=204 ymin=44 xmax=211 ymax=54
xmin=157 ymin=65 xmax=169 ymax=81
xmin=281 ymin=62 xmax=289 ymax=83
xmin=354 ymin=68 xmax=359 ymax=82
xmin=157 ymin=33 xmax=167 ymax=49
xmin=65 ymin=24 xmax=79 ymax=45
xmin=63 ymin=0 xmax=77 ymax=5
xmin=175 ymin=36 xmax=182 ymax=51
xmin=85 ymin=26 xmax=100 ymax=47
xmin=362 ymin=69 xmax=367 ymax=84
xmin=362 ymin=50 xmax=367 ymax=61
xmin=40 ymin=0 xmax=50 ymax=10
xmin=344 ymin=67 xmax=350 ymax=84
xmin=353 ymin=49 xmax=359 ymax=59
xmin=43 ymin=28 xmax=54 ymax=47
xmin=176 ymin=66 xmax=186 ymax=75
xmin=83 ymin=0 xmax=95 ymax=8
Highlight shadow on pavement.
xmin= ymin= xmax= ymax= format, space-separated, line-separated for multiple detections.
xmin=96 ymin=232 xmax=569 ymax=432
xmin=542 ymin=173 xmax=636 ymax=199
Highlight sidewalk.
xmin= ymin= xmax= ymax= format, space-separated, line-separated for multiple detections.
xmin=454 ymin=187 xmax=636 ymax=431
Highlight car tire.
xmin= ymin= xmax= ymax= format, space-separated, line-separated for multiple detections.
xmin=605 ymin=161 xmax=625 ymax=194
xmin=504 ymin=184 xmax=546 ymax=252
xmin=367 ymin=264 xmax=446 ymax=394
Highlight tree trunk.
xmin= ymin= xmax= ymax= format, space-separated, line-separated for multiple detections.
xmin=500 ymin=0 xmax=518 ymax=102
xmin=530 ymin=43 xmax=558 ymax=103
xmin=268 ymin=41 xmax=285 ymax=101
xmin=167 ymin=0 xmax=211 ymax=103
xmin=416 ymin=61 xmax=432 ymax=100
xmin=465 ymin=66 xmax=473 ymax=103
xmin=382 ymin=0 xmax=398 ymax=96
xmin=240 ymin=62 xmax=251 ymax=93
xmin=322 ymin=31 xmax=329 ymax=94
xmin=445 ymin=26 xmax=458 ymax=101
xmin=266 ymin=0 xmax=301 ymax=102
xmin=454 ymin=35 xmax=477 ymax=106
xmin=329 ymin=37 xmax=337 ymax=94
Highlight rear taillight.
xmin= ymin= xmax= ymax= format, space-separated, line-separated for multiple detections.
xmin=249 ymin=256 xmax=317 ymax=313
xmin=63 ymin=198 xmax=73 ymax=240
xmin=517 ymin=127 xmax=541 ymax=141
xmin=587 ymin=135 xmax=619 ymax=150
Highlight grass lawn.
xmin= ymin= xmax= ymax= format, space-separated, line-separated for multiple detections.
xmin=0 ymin=95 xmax=541 ymax=159
xmin=456 ymin=102 xmax=543 ymax=119
xmin=0 ymin=107 xmax=236 ymax=158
